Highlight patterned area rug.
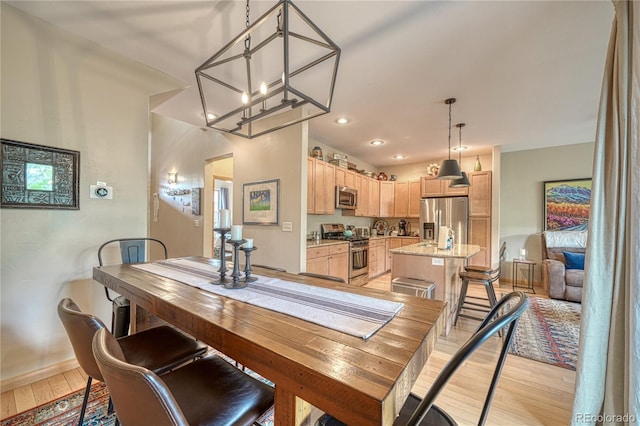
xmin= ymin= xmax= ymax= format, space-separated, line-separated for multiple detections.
xmin=2 ymin=355 xmax=274 ymax=426
xmin=509 ymin=296 xmax=581 ymax=370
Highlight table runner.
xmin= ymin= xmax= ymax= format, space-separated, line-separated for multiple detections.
xmin=132 ymin=258 xmax=403 ymax=339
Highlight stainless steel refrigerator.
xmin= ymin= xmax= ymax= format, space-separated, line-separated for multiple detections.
xmin=419 ymin=197 xmax=469 ymax=245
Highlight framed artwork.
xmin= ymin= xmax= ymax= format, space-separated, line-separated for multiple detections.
xmin=191 ymin=187 xmax=202 ymax=216
xmin=1 ymin=139 xmax=80 ymax=210
xmin=543 ymin=178 xmax=591 ymax=231
xmin=242 ymin=179 xmax=280 ymax=225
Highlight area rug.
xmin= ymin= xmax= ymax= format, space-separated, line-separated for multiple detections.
xmin=509 ymin=296 xmax=581 ymax=370
xmin=2 ymin=356 xmax=274 ymax=426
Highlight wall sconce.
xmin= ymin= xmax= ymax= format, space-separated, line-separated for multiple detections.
xmin=167 ymin=172 xmax=177 ymax=185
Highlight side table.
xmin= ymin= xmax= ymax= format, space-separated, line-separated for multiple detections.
xmin=512 ymin=258 xmax=536 ymax=293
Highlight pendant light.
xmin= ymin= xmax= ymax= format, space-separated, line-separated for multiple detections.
xmin=195 ymin=0 xmax=340 ymax=139
xmin=450 ymin=123 xmax=471 ymax=188
xmin=436 ymin=98 xmax=463 ymax=180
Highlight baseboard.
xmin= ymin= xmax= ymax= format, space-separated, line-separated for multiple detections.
xmin=0 ymin=359 xmax=80 ymax=393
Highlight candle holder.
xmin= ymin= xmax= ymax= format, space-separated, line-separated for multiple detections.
xmin=239 ymin=246 xmax=258 ymax=283
xmin=211 ymin=228 xmax=231 ymax=284
xmin=225 ymin=239 xmax=247 ymax=289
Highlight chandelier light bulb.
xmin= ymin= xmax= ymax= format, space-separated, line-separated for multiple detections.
xmin=241 ymin=92 xmax=249 ymax=104
xmin=206 ymin=112 xmax=216 ymax=120
xmin=260 ymin=82 xmax=268 ymax=95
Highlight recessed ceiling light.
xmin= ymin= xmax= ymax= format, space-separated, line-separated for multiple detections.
xmin=451 ymin=146 xmax=468 ymax=151
xmin=336 ymin=117 xmax=349 ymax=125
xmin=393 ymin=154 xmax=406 ymax=160
xmin=370 ymin=140 xmax=385 ymax=146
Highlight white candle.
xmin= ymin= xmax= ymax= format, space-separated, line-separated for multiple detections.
xmin=231 ymin=225 xmax=243 ymax=240
xmin=219 ymin=209 xmax=231 ymax=228
xmin=244 ymin=238 xmax=253 ymax=248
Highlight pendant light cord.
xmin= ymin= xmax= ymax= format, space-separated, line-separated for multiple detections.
xmin=244 ymin=0 xmax=251 ymax=50
xmin=448 ymin=101 xmax=452 ymax=160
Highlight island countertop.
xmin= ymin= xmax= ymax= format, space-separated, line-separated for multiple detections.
xmin=390 ymin=242 xmax=481 ymax=259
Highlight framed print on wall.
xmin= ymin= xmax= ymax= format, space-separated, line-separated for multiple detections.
xmin=1 ymin=139 xmax=80 ymax=210
xmin=543 ymin=178 xmax=591 ymax=231
xmin=242 ymin=179 xmax=280 ymax=225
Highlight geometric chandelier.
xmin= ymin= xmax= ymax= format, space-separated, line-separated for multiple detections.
xmin=195 ymin=0 xmax=341 ymax=139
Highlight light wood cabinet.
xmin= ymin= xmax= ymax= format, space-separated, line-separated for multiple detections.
xmin=369 ymin=239 xmax=387 ymax=278
xmin=368 ymin=178 xmax=380 ymax=218
xmin=379 ymin=181 xmax=394 ymax=218
xmin=408 ymin=179 xmax=421 ymax=218
xmin=420 ymin=176 xmax=468 ymax=197
xmin=306 ymin=243 xmax=349 ymax=283
xmin=468 ymin=171 xmax=492 ymax=267
xmin=394 ymin=181 xmax=408 ymax=217
xmin=307 ymin=158 xmax=335 ymax=215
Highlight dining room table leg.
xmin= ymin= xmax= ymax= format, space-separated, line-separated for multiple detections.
xmin=274 ymin=386 xmax=314 ymax=425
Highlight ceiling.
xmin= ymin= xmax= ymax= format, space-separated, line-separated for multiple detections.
xmin=8 ymin=1 xmax=613 ymax=167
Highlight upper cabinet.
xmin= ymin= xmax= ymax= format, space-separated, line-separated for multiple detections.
xmin=408 ymin=179 xmax=421 ymax=217
xmin=468 ymin=171 xmax=491 ymax=216
xmin=420 ymin=176 xmax=468 ymax=197
xmin=307 ymin=158 xmax=335 ymax=215
xmin=393 ymin=181 xmax=408 ymax=217
xmin=379 ymin=181 xmax=394 ymax=217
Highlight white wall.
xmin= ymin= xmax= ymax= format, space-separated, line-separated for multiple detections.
xmin=500 ymin=142 xmax=594 ymax=282
xmin=0 ymin=4 xmax=182 ymax=382
xmin=150 ymin=113 xmax=307 ymax=274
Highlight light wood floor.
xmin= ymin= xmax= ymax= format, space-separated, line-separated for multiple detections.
xmin=1 ymin=274 xmax=575 ymax=425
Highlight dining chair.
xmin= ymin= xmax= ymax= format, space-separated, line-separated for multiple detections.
xmin=93 ymin=327 xmax=275 ymax=426
xmin=316 ymin=291 xmax=529 ymax=426
xmin=454 ymin=242 xmax=507 ymax=325
xmin=298 ymin=272 xmax=346 ymax=283
xmin=57 ymin=298 xmax=207 ymax=426
xmin=97 ymin=237 xmax=168 ymax=337
xmin=253 ymin=264 xmax=287 ymax=272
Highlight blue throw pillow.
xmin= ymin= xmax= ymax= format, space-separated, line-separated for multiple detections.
xmin=563 ymin=251 xmax=585 ymax=270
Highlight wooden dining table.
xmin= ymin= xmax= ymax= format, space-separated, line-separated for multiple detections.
xmin=93 ymin=257 xmax=446 ymax=425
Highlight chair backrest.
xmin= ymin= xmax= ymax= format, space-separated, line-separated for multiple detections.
xmin=405 ymin=291 xmax=529 ymax=426
xmin=98 ymin=237 xmax=168 ymax=266
xmin=98 ymin=238 xmax=168 ymax=301
xmin=57 ymin=298 xmax=107 ymax=381
xmin=298 ymin=272 xmax=346 ymax=283
xmin=92 ymin=328 xmax=188 ymax=426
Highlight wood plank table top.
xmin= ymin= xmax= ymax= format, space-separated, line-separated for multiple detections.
xmin=93 ymin=257 xmax=446 ymax=425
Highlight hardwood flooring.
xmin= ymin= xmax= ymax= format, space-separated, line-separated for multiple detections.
xmin=1 ymin=274 xmax=575 ymax=425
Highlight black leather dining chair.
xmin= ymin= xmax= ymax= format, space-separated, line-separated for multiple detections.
xmin=316 ymin=291 xmax=529 ymax=426
xmin=97 ymin=237 xmax=168 ymax=337
xmin=57 ymin=298 xmax=207 ymax=426
xmin=93 ymin=327 xmax=275 ymax=426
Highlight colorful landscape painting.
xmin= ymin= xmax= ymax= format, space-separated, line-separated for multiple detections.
xmin=249 ymin=189 xmax=271 ymax=211
xmin=544 ymin=178 xmax=591 ymax=231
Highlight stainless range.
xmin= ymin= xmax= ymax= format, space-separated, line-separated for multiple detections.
xmin=321 ymin=224 xmax=369 ymax=286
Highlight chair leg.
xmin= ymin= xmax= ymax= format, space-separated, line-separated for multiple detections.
xmin=78 ymin=376 xmax=92 ymax=426
xmin=454 ymin=279 xmax=470 ymax=326
xmin=484 ymin=280 xmax=498 ymax=308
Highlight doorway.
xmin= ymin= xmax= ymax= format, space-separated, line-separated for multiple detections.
xmin=203 ymin=155 xmax=233 ymax=258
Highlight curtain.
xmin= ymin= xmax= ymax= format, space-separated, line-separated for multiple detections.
xmin=219 ymin=187 xmax=229 ymax=210
xmin=571 ymin=1 xmax=639 ymax=425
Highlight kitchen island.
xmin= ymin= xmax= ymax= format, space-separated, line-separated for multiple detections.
xmin=390 ymin=242 xmax=481 ymax=335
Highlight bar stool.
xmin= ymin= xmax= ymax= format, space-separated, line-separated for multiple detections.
xmin=454 ymin=242 xmax=506 ymax=325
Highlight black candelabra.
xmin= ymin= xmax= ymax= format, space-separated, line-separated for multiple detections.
xmin=211 ymin=228 xmax=230 ymax=284
xmin=225 ymin=239 xmax=247 ymax=289
xmin=240 ymin=246 xmax=258 ymax=283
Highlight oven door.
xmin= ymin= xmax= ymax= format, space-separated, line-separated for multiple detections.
xmin=350 ymin=245 xmax=369 ymax=285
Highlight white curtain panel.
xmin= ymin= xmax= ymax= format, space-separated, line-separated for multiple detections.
xmin=571 ymin=1 xmax=639 ymax=425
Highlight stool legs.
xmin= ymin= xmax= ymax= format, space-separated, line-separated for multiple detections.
xmin=454 ymin=278 xmax=498 ymax=325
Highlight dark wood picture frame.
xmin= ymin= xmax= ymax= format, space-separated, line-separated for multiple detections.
xmin=543 ymin=178 xmax=591 ymax=231
xmin=1 ymin=139 xmax=80 ymax=210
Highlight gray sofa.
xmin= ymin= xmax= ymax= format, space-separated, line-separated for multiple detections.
xmin=541 ymin=231 xmax=587 ymax=302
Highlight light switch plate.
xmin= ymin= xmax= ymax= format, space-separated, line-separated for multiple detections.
xmin=431 ymin=258 xmax=444 ymax=266
xmin=282 ymin=222 xmax=293 ymax=232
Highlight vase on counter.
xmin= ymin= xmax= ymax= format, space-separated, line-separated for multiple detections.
xmin=474 ymin=155 xmax=482 ymax=172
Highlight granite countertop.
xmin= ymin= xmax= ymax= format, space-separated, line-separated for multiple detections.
xmin=306 ymin=239 xmax=350 ymax=248
xmin=369 ymin=235 xmax=420 ymax=239
xmin=390 ymin=242 xmax=481 ymax=259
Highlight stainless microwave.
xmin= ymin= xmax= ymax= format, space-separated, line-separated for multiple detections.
xmin=335 ymin=186 xmax=357 ymax=209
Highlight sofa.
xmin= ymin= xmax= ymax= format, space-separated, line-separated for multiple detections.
xmin=541 ymin=230 xmax=587 ymax=302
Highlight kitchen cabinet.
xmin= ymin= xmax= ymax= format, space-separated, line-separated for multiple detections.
xmin=468 ymin=171 xmax=492 ymax=266
xmin=394 ymin=181 xmax=408 ymax=217
xmin=306 ymin=243 xmax=349 ymax=283
xmin=408 ymin=179 xmax=421 ymax=218
xmin=307 ymin=158 xmax=335 ymax=215
xmin=335 ymin=167 xmax=357 ymax=189
xmin=368 ymin=178 xmax=380 ymax=218
xmin=420 ymin=176 xmax=468 ymax=197
xmin=379 ymin=181 xmax=394 ymax=217
xmin=386 ymin=237 xmax=417 ymax=272
xmin=369 ymin=239 xmax=387 ymax=278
